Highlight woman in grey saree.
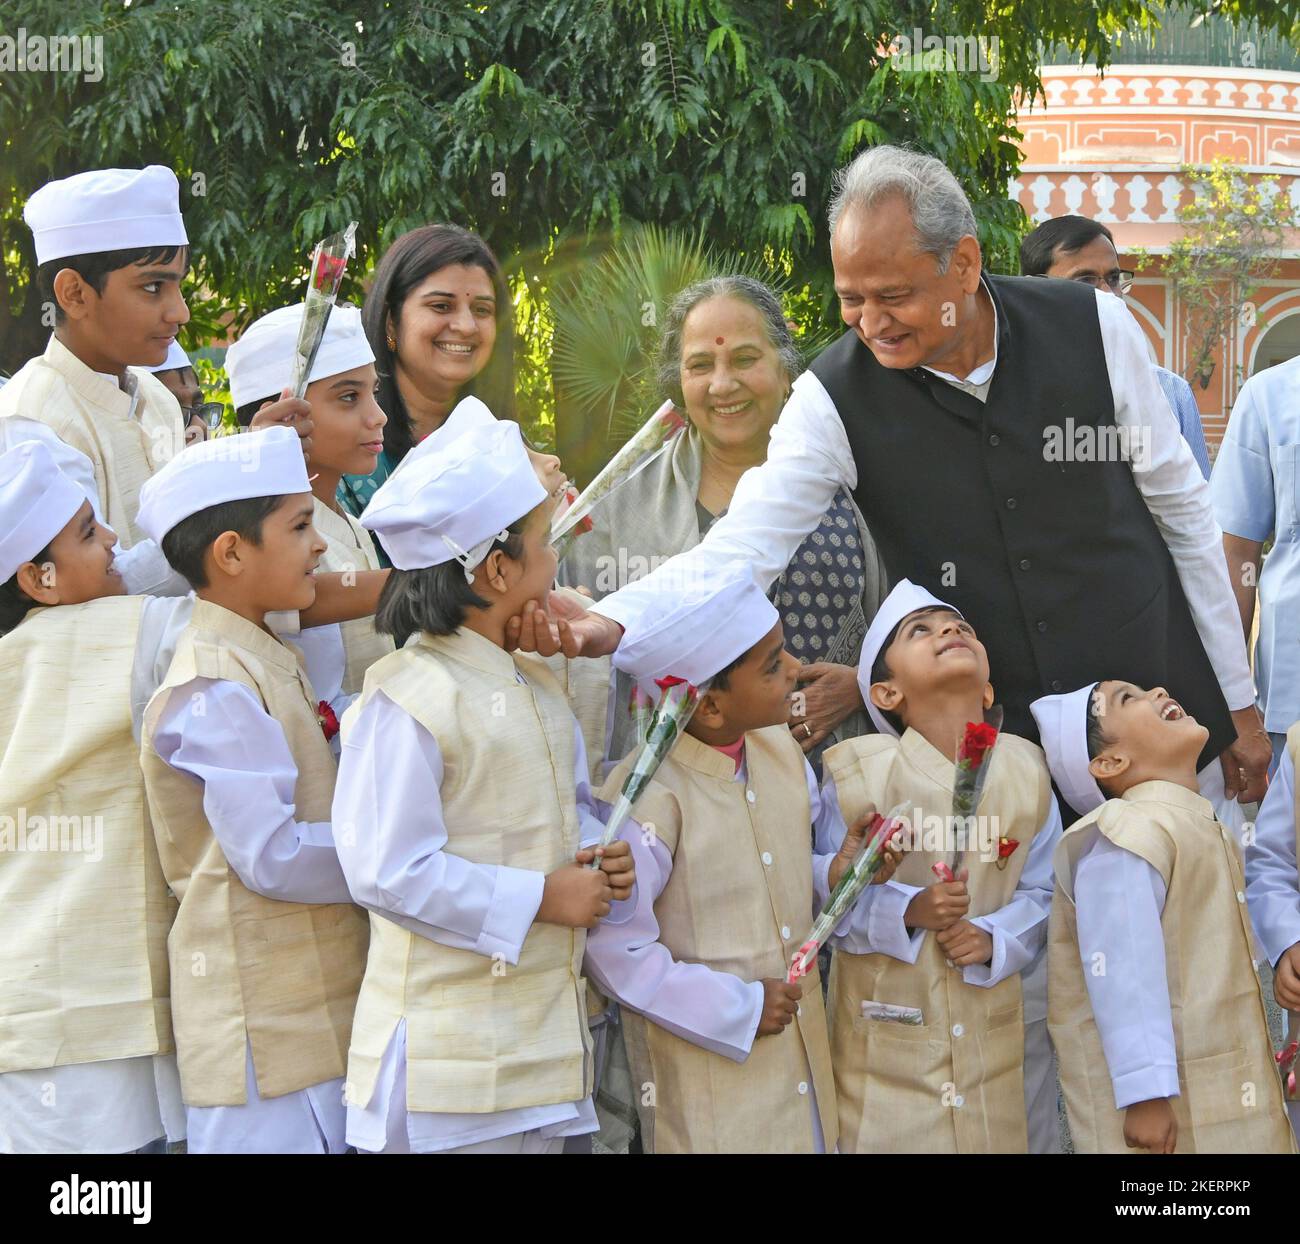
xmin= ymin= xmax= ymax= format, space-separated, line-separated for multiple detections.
xmin=560 ymin=275 xmax=887 ymax=774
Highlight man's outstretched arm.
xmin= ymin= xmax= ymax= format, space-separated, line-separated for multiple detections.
xmin=509 ymin=371 xmax=854 ymax=658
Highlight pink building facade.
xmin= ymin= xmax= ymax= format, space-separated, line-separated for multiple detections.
xmin=1012 ymin=62 xmax=1300 ymax=451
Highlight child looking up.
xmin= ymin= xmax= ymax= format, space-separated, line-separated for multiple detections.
xmin=1034 ymin=680 xmax=1293 ymax=1154
xmin=818 ymin=580 xmax=1061 ymax=1154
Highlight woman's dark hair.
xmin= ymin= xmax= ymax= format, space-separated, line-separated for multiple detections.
xmin=374 ymin=521 xmax=529 ymax=645
xmin=160 ymin=494 xmax=284 ymax=588
xmin=37 ymin=245 xmax=188 ymax=324
xmin=0 ymin=544 xmax=51 ymax=635
xmin=1019 ymin=216 xmax=1114 ymax=278
xmin=1085 ymin=682 xmax=1111 ymax=760
xmin=363 ymin=224 xmax=516 ymax=464
xmin=655 ymin=274 xmax=801 ymax=409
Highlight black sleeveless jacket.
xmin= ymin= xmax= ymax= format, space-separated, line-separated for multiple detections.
xmin=810 ymin=273 xmax=1231 ymax=767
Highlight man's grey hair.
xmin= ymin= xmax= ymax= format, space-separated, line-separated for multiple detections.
xmin=827 ymin=145 xmax=978 ymax=274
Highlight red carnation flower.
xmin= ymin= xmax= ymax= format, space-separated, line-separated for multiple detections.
xmin=654 ymin=675 xmax=688 ymax=692
xmin=958 ymin=721 xmax=998 ymax=767
xmin=313 ymin=253 xmax=348 ymax=292
xmin=660 ymin=406 xmax=688 ymax=435
xmin=317 ymin=699 xmax=340 ymax=742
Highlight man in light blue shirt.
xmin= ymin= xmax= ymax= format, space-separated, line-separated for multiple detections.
xmin=1211 ymin=354 xmax=1300 ymax=769
xmin=1020 ymin=216 xmax=1211 ymax=478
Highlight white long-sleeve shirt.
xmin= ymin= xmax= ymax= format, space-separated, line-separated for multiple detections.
xmin=596 ymin=286 xmax=1253 ymax=714
xmin=1070 ymin=832 xmax=1179 ymax=1109
xmin=583 ymin=761 xmax=839 ymax=1061
xmin=1246 ymin=745 xmax=1300 ymax=968
xmin=332 ymin=681 xmax=603 ymax=1152
xmin=151 ymin=676 xmax=354 ymax=905
xmin=814 ymin=774 xmax=1059 ymax=1017
xmin=582 ymin=751 xmax=832 ymax=1151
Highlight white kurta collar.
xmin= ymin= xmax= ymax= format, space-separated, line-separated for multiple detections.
xmin=44 ymin=334 xmax=141 ymax=421
xmin=1120 ymin=778 xmax=1216 ymax=821
xmin=920 ymin=281 xmax=999 ymax=389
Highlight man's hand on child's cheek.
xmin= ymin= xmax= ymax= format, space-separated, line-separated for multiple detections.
xmin=935 ymin=919 xmax=993 ymax=967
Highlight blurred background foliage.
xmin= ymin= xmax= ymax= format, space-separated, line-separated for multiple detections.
xmin=4 ymin=0 xmax=1299 ymax=478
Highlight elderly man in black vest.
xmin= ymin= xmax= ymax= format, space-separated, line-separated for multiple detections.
xmin=518 ymin=145 xmax=1268 ymax=811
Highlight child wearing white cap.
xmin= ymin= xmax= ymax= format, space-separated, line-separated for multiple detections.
xmin=0 ymin=440 xmax=186 ymax=1154
xmin=0 ymin=167 xmax=191 ymax=550
xmin=148 ymin=340 xmax=215 ymax=447
xmin=581 ymin=563 xmax=901 ymax=1154
xmin=135 ymin=426 xmax=370 ymax=1153
xmin=815 ymin=579 xmax=1061 ymax=1154
xmin=331 ymin=418 xmax=633 ymax=1154
xmin=386 ymin=392 xmax=613 ymax=785
xmin=1032 ymin=680 xmax=1293 ymax=1154
xmin=226 ymin=303 xmax=394 ymax=720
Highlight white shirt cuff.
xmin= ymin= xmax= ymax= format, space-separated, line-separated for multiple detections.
xmin=1112 ymin=1063 xmax=1181 ymax=1111
xmin=477 ymin=866 xmax=546 ymax=963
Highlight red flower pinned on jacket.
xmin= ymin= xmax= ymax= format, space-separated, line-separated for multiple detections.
xmin=317 ymin=699 xmax=340 ymax=742
xmin=1277 ymin=1040 xmax=1299 ymax=1099
xmin=995 ymin=836 xmax=1020 ymax=870
xmin=958 ymin=721 xmax=998 ymax=768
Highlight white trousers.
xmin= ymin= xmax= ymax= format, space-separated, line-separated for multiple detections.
xmin=185 ymin=1042 xmax=347 ymax=1154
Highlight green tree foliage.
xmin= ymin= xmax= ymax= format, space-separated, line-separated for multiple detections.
xmin=4 ymin=0 xmax=1299 ymax=463
xmin=550 ymin=223 xmax=840 ymax=451
xmin=1135 ymin=158 xmax=1295 ymax=390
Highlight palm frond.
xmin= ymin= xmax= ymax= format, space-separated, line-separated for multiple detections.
xmin=551 ymin=224 xmax=835 ymax=448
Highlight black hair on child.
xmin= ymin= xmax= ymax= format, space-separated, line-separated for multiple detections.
xmin=160 ymin=494 xmax=285 ymax=589
xmin=37 ymin=245 xmax=188 ymax=324
xmin=374 ymin=521 xmax=530 ymax=646
xmin=235 ymin=397 xmax=274 ymax=428
xmin=709 ymin=646 xmax=749 ymax=692
xmin=0 ymin=544 xmax=51 ymax=635
xmin=1084 ymin=682 xmax=1111 ymax=760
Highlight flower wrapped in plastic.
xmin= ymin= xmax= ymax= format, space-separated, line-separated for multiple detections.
xmin=933 ymin=709 xmax=1003 ymax=883
xmin=788 ymin=799 xmax=914 ymax=982
xmin=551 ymin=400 xmax=687 ymax=562
xmin=590 ymin=675 xmax=708 ymax=863
xmin=289 ymin=221 xmax=358 ymax=399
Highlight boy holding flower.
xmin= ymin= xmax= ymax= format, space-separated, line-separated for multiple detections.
xmin=582 ymin=563 xmax=900 ymax=1153
xmin=816 ymin=580 xmax=1061 ymax=1154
